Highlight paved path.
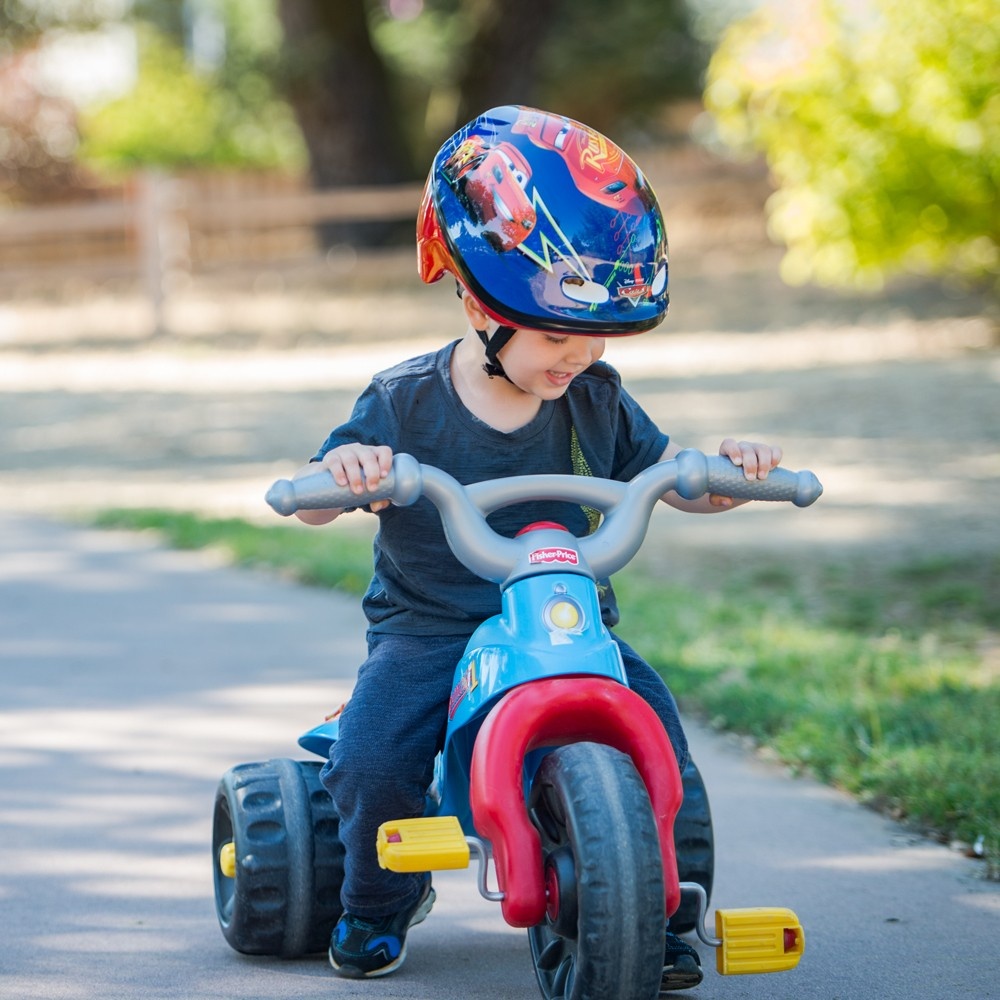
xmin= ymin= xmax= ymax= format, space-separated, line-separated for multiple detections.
xmin=1 ymin=513 xmax=997 ymax=1000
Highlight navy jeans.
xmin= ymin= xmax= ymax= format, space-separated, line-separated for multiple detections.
xmin=320 ymin=629 xmax=688 ymax=919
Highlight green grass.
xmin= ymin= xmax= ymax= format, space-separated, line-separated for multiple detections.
xmin=618 ymin=555 xmax=1000 ymax=877
xmin=94 ymin=508 xmax=1000 ymax=878
xmin=93 ymin=508 xmax=378 ymax=595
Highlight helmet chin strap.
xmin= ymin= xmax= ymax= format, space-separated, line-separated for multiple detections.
xmin=475 ymin=325 xmax=517 ymax=381
xmin=456 ymin=282 xmax=517 ymax=381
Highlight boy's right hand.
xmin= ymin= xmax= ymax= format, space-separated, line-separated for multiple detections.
xmin=313 ymin=443 xmax=395 ymax=513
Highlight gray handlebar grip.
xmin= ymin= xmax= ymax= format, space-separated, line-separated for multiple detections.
xmin=674 ymin=448 xmax=823 ymax=507
xmin=265 ymin=453 xmax=423 ymax=516
xmin=265 ymin=477 xmax=302 ymax=516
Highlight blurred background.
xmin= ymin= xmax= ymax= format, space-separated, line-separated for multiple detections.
xmin=1 ymin=0 xmax=999 ymax=888
xmin=2 ymin=0 xmax=995 ymax=320
xmin=0 ymin=0 xmax=996 ymax=537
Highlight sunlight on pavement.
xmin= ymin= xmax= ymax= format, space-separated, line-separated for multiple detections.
xmin=796 ymin=845 xmax=974 ymax=874
xmin=32 ymin=929 xmax=195 ymax=952
xmin=957 ymin=894 xmax=1000 ymax=916
xmin=0 ymin=684 xmax=352 ymax=779
xmin=0 ymin=319 xmax=991 ymax=393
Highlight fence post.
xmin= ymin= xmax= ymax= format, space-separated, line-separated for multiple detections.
xmin=135 ymin=170 xmax=189 ymax=339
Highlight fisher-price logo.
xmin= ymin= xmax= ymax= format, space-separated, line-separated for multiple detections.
xmin=528 ymin=546 xmax=579 ymax=566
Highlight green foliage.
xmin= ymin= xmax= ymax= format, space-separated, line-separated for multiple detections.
xmin=369 ymin=0 xmax=707 ymax=148
xmin=90 ymin=506 xmax=1000 ymax=872
xmin=9 ymin=0 xmax=706 ymax=184
xmin=78 ymin=23 xmax=306 ymax=172
xmin=705 ymin=0 xmax=1000 ymax=293
xmin=617 ymin=553 xmax=999 ymax=858
xmin=92 ymin=508 xmax=374 ymax=593
xmin=0 ymin=0 xmax=112 ymax=50
xmin=367 ymin=2 xmax=470 ymax=163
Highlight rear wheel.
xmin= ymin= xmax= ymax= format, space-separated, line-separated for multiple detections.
xmin=527 ymin=742 xmax=665 ymax=1000
xmin=671 ymin=759 xmax=715 ymax=935
xmin=212 ymin=758 xmax=344 ymax=957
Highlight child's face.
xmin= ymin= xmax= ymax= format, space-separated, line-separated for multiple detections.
xmin=497 ymin=329 xmax=606 ymax=400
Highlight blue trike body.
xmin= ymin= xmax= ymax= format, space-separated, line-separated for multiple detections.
xmin=299 ymin=567 xmax=629 ymax=839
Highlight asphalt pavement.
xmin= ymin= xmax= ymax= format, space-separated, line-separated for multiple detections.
xmin=1 ymin=512 xmax=998 ymax=1000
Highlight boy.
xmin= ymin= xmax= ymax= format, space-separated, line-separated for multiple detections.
xmin=293 ymin=106 xmax=782 ymax=993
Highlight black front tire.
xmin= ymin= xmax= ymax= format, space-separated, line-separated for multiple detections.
xmin=527 ymin=742 xmax=665 ymax=1000
xmin=212 ymin=758 xmax=344 ymax=957
xmin=671 ymin=758 xmax=715 ymax=935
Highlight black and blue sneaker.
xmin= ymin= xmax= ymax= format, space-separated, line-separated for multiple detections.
xmin=328 ymin=880 xmax=435 ymax=979
xmin=660 ymin=930 xmax=703 ymax=992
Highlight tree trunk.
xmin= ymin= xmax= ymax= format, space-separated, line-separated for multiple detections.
xmin=276 ymin=0 xmax=413 ymax=245
xmin=454 ymin=0 xmax=559 ymax=126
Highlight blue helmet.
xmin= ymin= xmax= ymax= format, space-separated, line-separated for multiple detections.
xmin=418 ymin=105 xmax=669 ymax=337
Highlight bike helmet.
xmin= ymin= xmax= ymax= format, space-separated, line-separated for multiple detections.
xmin=418 ymin=106 xmax=669 ymax=375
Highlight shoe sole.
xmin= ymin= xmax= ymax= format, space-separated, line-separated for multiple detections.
xmin=329 ymin=887 xmax=436 ymax=979
xmin=409 ymin=886 xmax=436 ymax=929
xmin=660 ymin=954 xmax=704 ymax=993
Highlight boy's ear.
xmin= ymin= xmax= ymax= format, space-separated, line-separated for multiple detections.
xmin=461 ymin=291 xmax=490 ymax=329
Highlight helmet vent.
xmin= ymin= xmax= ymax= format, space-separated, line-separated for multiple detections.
xmin=561 ymin=275 xmax=611 ymax=306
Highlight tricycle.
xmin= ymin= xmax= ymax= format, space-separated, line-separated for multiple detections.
xmin=212 ymin=447 xmax=821 ymax=998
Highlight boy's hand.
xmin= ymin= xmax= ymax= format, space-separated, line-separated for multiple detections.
xmin=318 ymin=443 xmax=395 ymax=513
xmin=710 ymin=438 xmax=783 ymax=508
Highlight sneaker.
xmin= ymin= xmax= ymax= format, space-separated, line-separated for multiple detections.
xmin=660 ymin=931 xmax=703 ymax=993
xmin=328 ymin=880 xmax=435 ymax=979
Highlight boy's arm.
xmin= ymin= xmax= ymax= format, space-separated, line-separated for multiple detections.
xmin=292 ymin=443 xmax=395 ymax=525
xmin=659 ymin=438 xmax=783 ymax=513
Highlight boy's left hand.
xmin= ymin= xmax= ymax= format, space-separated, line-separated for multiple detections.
xmin=710 ymin=438 xmax=783 ymax=507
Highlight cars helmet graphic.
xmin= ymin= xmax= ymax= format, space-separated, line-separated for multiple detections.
xmin=418 ymin=105 xmax=670 ymax=344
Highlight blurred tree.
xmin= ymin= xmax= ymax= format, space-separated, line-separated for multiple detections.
xmin=530 ymin=0 xmax=707 ymax=140
xmin=271 ymin=0 xmax=705 ymax=242
xmin=705 ymin=0 xmax=999 ymax=294
xmin=0 ymin=52 xmax=86 ymax=203
xmin=275 ymin=0 xmax=411 ymax=184
xmin=78 ymin=22 xmax=306 ymax=172
xmin=0 ymin=0 xmax=117 ymax=202
xmin=81 ymin=0 xmax=306 ymax=172
xmin=0 ymin=0 xmax=111 ymax=48
xmin=449 ymin=0 xmax=560 ymax=131
xmin=3 ymin=0 xmax=707 ymax=217
xmin=362 ymin=0 xmax=707 ymax=169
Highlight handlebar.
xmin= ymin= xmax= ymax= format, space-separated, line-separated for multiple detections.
xmin=265 ymin=449 xmax=822 ymax=585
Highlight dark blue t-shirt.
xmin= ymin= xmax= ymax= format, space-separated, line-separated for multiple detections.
xmin=313 ymin=340 xmax=669 ymax=635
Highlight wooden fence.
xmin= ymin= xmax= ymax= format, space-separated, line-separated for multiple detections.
xmin=0 ymin=147 xmax=773 ymax=337
xmin=0 ymin=171 xmax=424 ymax=335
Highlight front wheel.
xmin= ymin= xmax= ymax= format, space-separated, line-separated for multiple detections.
xmin=527 ymin=742 xmax=665 ymax=1000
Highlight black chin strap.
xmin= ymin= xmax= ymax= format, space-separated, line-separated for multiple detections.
xmin=476 ymin=325 xmax=517 ymax=381
xmin=457 ymin=280 xmax=516 ymax=381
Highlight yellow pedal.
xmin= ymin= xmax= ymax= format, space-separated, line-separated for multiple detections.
xmin=376 ymin=816 xmax=471 ymax=872
xmin=715 ymin=907 xmax=805 ymax=976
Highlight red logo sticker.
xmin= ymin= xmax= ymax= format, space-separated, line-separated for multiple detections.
xmin=528 ymin=547 xmax=579 ymax=566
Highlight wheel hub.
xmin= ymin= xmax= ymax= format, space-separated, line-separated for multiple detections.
xmin=543 ymin=846 xmax=578 ymax=939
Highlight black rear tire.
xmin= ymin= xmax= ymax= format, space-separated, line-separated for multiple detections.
xmin=212 ymin=758 xmax=344 ymax=957
xmin=671 ymin=758 xmax=715 ymax=935
xmin=527 ymin=742 xmax=665 ymax=1000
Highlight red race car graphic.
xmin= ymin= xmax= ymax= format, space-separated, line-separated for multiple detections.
xmin=512 ymin=109 xmax=645 ymax=216
xmin=442 ymin=135 xmax=537 ymax=251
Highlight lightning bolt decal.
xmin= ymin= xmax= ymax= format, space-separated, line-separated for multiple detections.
xmin=515 ymin=188 xmax=590 ymax=279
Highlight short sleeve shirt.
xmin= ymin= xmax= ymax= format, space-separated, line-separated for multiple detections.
xmin=312 ymin=340 xmax=669 ymax=635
